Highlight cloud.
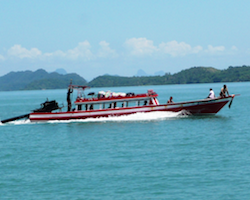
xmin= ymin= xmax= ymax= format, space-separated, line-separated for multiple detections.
xmin=3 ymin=39 xmax=235 ymax=63
xmin=205 ymin=45 xmax=225 ymax=54
xmin=159 ymin=40 xmax=202 ymax=57
xmin=231 ymin=46 xmax=238 ymax=51
xmin=6 ymin=41 xmax=95 ymax=61
xmin=44 ymin=50 xmax=66 ymax=58
xmin=124 ymin=38 xmax=158 ymax=56
xmin=44 ymin=41 xmax=94 ymax=60
xmin=97 ymin=41 xmax=117 ymax=58
xmin=124 ymin=38 xmax=203 ymax=57
xmin=7 ymin=45 xmax=42 ymax=59
xmin=0 ymin=54 xmax=5 ymax=61
xmin=66 ymin=41 xmax=93 ymax=60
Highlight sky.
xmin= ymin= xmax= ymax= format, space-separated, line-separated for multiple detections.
xmin=1 ymin=0 xmax=250 ymax=81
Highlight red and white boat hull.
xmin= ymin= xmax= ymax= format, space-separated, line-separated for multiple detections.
xmin=29 ymin=96 xmax=234 ymax=122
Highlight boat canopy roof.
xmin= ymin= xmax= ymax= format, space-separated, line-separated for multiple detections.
xmin=74 ymin=89 xmax=158 ymax=104
xmin=70 ymin=85 xmax=90 ymax=90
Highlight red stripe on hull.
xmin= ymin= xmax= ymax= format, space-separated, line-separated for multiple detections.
xmin=166 ymin=100 xmax=229 ymax=114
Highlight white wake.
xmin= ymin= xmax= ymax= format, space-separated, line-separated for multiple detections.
xmin=1 ymin=111 xmax=188 ymax=125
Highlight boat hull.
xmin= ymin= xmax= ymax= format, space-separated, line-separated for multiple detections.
xmin=29 ymin=96 xmax=233 ymax=122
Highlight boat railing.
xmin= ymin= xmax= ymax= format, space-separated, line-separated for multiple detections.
xmin=75 ymin=92 xmax=157 ymax=102
xmin=166 ymin=95 xmax=234 ymax=106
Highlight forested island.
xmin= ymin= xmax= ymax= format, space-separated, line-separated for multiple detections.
xmin=88 ymin=65 xmax=250 ymax=87
xmin=0 ymin=66 xmax=250 ymax=91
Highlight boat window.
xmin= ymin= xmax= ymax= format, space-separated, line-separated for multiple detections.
xmin=106 ymin=102 xmax=118 ymax=109
xmin=77 ymin=105 xmax=82 ymax=111
xmin=100 ymin=103 xmax=109 ymax=109
xmin=80 ymin=99 xmax=149 ymax=111
xmin=128 ymin=101 xmax=137 ymax=107
xmin=115 ymin=102 xmax=124 ymax=108
xmin=93 ymin=104 xmax=100 ymax=110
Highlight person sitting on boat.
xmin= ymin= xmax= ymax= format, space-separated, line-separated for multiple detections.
xmin=220 ymin=85 xmax=229 ymax=97
xmin=207 ymin=88 xmax=215 ymax=99
xmin=167 ymin=96 xmax=174 ymax=103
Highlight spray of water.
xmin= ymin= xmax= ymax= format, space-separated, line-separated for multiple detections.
xmin=1 ymin=110 xmax=189 ymax=125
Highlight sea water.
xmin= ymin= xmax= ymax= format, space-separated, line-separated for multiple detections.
xmin=0 ymin=82 xmax=249 ymax=199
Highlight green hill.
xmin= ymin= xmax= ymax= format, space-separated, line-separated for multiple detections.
xmin=88 ymin=66 xmax=250 ymax=87
xmin=0 ymin=69 xmax=87 ymax=91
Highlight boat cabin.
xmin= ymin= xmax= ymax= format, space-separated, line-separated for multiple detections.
xmin=73 ymin=88 xmax=159 ymax=111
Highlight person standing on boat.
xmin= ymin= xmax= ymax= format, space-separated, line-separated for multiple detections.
xmin=167 ymin=96 xmax=174 ymax=103
xmin=220 ymin=85 xmax=229 ymax=97
xmin=67 ymin=86 xmax=73 ymax=111
xmin=207 ymin=88 xmax=215 ymax=99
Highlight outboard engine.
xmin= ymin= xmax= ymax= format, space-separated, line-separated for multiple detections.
xmin=33 ymin=100 xmax=60 ymax=113
xmin=1 ymin=100 xmax=60 ymax=124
